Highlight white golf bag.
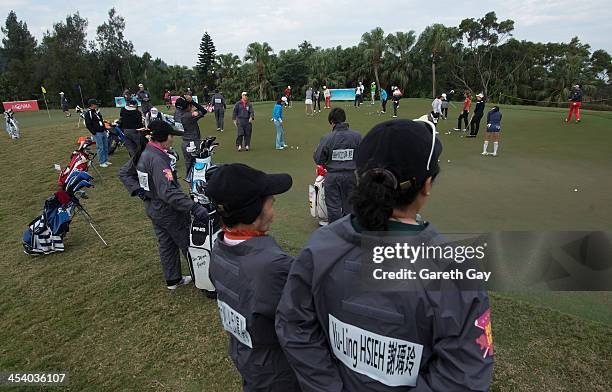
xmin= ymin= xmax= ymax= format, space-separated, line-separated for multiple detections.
xmin=308 ymin=166 xmax=328 ymax=226
xmin=4 ymin=110 xmax=19 ymax=139
xmin=186 ymin=137 xmax=220 ymax=296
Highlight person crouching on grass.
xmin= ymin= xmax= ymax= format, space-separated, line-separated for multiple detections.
xmin=482 ymin=106 xmax=502 ymax=156
xmin=206 ymin=163 xmax=300 ymax=392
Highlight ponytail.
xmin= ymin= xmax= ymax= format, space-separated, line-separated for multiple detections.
xmin=352 ymin=169 xmax=437 ymax=231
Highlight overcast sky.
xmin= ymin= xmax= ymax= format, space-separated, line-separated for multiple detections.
xmin=2 ymin=0 xmax=611 ymax=66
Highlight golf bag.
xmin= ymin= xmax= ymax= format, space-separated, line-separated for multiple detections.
xmin=308 ymin=165 xmax=329 ymax=226
xmin=23 ymin=171 xmax=98 ymax=255
xmin=107 ymin=122 xmax=126 ymax=155
xmin=4 ymin=109 xmax=19 ymax=139
xmin=57 ymin=136 xmax=98 ymax=187
xmin=186 ymin=137 xmax=221 ymax=296
xmin=75 ymin=106 xmax=85 ymax=128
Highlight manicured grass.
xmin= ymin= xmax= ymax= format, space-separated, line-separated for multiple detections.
xmin=0 ymin=100 xmax=610 ymax=391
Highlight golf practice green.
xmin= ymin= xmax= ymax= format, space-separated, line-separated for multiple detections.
xmin=1 ymin=100 xmax=611 ymax=390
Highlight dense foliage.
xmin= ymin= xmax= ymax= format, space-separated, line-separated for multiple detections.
xmin=1 ymin=9 xmax=610 ymax=108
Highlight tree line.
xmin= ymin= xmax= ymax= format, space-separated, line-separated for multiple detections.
xmin=1 ymin=9 xmax=610 ymax=109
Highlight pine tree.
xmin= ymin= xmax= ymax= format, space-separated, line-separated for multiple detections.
xmin=196 ymin=32 xmax=216 ymax=87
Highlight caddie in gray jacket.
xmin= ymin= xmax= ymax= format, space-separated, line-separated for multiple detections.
xmin=232 ymin=92 xmax=255 ymax=151
xmin=277 ymin=119 xmax=493 ymax=391
xmin=118 ymin=120 xmax=209 ymax=289
xmin=173 ymin=95 xmax=207 ymax=178
xmin=313 ymin=107 xmax=362 ymax=223
xmin=211 ymin=89 xmax=226 ymax=132
xmin=206 ymin=163 xmax=300 ymax=391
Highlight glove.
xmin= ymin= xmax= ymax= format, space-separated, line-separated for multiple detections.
xmin=191 ymin=203 xmax=209 ymax=221
xmin=135 ymin=188 xmax=148 ymax=201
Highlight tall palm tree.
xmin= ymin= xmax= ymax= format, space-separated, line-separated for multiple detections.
xmin=383 ymin=31 xmax=419 ymax=92
xmin=418 ymin=24 xmax=451 ymax=98
xmin=360 ymin=28 xmax=386 ymax=95
xmin=244 ymin=42 xmax=273 ymax=100
xmin=216 ymin=53 xmax=241 ymax=85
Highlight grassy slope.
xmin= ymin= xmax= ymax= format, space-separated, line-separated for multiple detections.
xmin=0 ymin=101 xmax=610 ymax=391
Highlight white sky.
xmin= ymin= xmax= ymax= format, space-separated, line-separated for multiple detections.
xmin=2 ymin=0 xmax=611 ymax=65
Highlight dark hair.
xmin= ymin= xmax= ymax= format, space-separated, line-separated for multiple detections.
xmin=276 ymin=97 xmax=283 ymax=104
xmin=151 ymin=132 xmax=168 ymax=143
xmin=352 ymin=169 xmax=438 ymax=231
xmin=130 ymin=132 xmax=150 ymax=166
xmin=215 ymin=89 xmax=219 ymax=93
xmin=328 ymin=107 xmax=346 ymax=124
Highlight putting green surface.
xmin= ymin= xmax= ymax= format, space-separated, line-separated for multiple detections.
xmin=0 ymin=100 xmax=610 ymax=391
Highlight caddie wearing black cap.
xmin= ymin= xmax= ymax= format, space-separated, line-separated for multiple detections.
xmin=206 ymin=163 xmax=301 ymax=391
xmin=174 ymin=95 xmax=208 ymax=178
xmin=276 ymin=119 xmax=493 ymax=391
xmin=118 ymin=120 xmax=209 ymax=290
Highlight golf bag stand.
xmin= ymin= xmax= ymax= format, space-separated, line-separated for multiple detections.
xmin=186 ymin=138 xmax=221 ymax=298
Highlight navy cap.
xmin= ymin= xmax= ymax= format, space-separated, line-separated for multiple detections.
xmin=206 ymin=163 xmax=292 ymax=225
xmin=356 ymin=119 xmax=442 ymax=187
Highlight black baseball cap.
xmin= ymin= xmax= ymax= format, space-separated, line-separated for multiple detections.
xmin=206 ymin=163 xmax=292 ymax=225
xmin=149 ymin=119 xmax=183 ymax=141
xmin=175 ymin=96 xmax=188 ymax=110
xmin=356 ymin=119 xmax=442 ymax=187
xmin=87 ymin=98 xmax=100 ymax=106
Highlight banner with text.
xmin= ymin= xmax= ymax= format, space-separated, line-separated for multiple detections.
xmin=3 ymin=100 xmax=40 ymax=112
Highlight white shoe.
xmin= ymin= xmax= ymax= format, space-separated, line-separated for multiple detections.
xmin=453 ymin=128 xmax=461 ymax=131
xmin=99 ymin=163 xmax=109 ymax=168
xmin=167 ymin=275 xmax=192 ymax=290
xmin=491 ymin=152 xmax=497 ymax=157
xmin=393 ymin=115 xmax=398 ymax=118
xmin=481 ymin=151 xmax=489 ymax=156
xmin=106 ymin=161 xmax=112 ymax=165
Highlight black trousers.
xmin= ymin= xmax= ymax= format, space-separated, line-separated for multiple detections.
xmin=324 ymin=171 xmax=356 ymax=223
xmin=124 ymin=129 xmax=143 ymax=158
xmin=470 ymin=112 xmax=484 ymax=136
xmin=152 ymin=215 xmax=190 ymax=286
xmin=393 ymin=101 xmax=399 ymax=116
xmin=381 ymin=99 xmax=387 ymax=112
xmin=214 ymin=109 xmax=225 ymax=130
xmin=354 ymin=94 xmax=361 ymax=106
xmin=236 ymin=121 xmax=252 ymax=147
xmin=314 ymin=98 xmax=321 ymax=111
xmin=442 ymin=107 xmax=448 ymax=118
xmin=457 ymin=110 xmax=469 ymax=129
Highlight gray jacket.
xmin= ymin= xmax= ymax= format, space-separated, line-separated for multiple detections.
xmin=232 ymin=101 xmax=255 ymax=122
xmin=211 ymin=93 xmax=226 ymax=110
xmin=118 ymin=143 xmax=194 ymax=224
xmin=174 ymin=103 xmax=206 ymax=142
xmin=210 ymin=234 xmax=300 ymax=391
xmin=276 ymin=216 xmax=493 ymax=392
xmin=313 ymin=123 xmax=362 ymax=172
